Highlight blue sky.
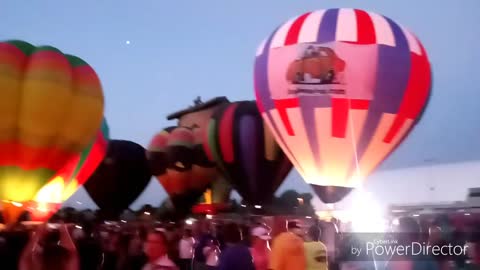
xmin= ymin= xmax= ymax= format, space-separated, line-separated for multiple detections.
xmin=2 ymin=0 xmax=479 ymax=209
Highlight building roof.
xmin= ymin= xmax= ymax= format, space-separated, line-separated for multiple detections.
xmin=389 ymin=188 xmax=480 ymax=212
xmin=166 ymin=96 xmax=230 ymax=120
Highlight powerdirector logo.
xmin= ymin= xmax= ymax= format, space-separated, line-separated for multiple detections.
xmin=340 ymin=233 xmax=470 ymax=261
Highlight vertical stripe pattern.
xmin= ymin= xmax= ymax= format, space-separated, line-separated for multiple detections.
xmin=254 ymin=8 xmax=432 ymax=192
xmin=204 ymin=101 xmax=293 ymax=205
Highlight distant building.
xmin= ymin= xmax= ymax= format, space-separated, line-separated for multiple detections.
xmin=312 ymin=160 xmax=480 ymax=221
xmin=389 ymin=187 xmax=480 ymax=214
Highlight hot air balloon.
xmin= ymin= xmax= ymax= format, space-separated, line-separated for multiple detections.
xmin=0 ymin=40 xmax=104 ymax=223
xmin=84 ymin=140 xmax=151 ymax=220
xmin=204 ymin=101 xmax=293 ymax=206
xmin=147 ymin=126 xmax=216 ymax=217
xmin=167 ymin=96 xmax=232 ymax=214
xmin=167 ymin=96 xmax=230 ymax=131
xmin=30 ymin=119 xmax=109 ymax=222
xmin=254 ymin=8 xmax=431 ymax=203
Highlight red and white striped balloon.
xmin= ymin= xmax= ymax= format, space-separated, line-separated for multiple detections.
xmin=254 ymin=8 xmax=432 ymax=203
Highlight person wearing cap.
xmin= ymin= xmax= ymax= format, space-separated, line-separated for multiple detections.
xmin=269 ymin=220 xmax=306 ymax=270
xmin=304 ymin=225 xmax=328 ymax=270
xmin=250 ymin=226 xmax=271 ymax=270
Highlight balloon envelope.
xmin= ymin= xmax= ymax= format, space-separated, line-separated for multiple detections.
xmin=166 ymin=97 xmax=233 ymax=211
xmin=12 ymin=119 xmax=110 ymax=223
xmin=0 ymin=40 xmax=104 ymax=222
xmin=254 ymin=8 xmax=431 ymax=203
xmin=34 ymin=118 xmax=109 ymax=204
xmin=147 ymin=127 xmax=217 ymax=216
xmin=84 ymin=140 xmax=151 ymax=219
xmin=204 ymin=101 xmax=292 ymax=205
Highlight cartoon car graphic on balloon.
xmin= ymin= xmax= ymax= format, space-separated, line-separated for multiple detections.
xmin=286 ymin=45 xmax=346 ymax=85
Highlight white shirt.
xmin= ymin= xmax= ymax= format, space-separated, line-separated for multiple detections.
xmin=179 ymin=237 xmax=195 ymax=259
xmin=143 ymin=255 xmax=178 ymax=270
xmin=203 ymin=246 xmax=220 ymax=267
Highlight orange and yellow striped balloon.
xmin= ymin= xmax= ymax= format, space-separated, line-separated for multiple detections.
xmin=0 ymin=40 xmax=104 ymax=206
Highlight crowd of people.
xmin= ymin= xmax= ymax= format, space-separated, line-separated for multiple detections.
xmin=0 ymin=215 xmax=479 ymax=270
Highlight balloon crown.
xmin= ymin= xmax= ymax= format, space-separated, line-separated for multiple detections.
xmin=193 ymin=96 xmax=203 ymax=105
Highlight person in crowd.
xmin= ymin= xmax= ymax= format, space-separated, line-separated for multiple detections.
xmin=123 ymin=229 xmax=148 ymax=270
xmin=428 ymin=225 xmax=443 ymax=246
xmin=19 ymin=223 xmax=79 ymax=270
xmin=194 ymin=220 xmax=217 ymax=270
xmin=304 ymin=225 xmax=328 ymax=270
xmin=102 ymin=231 xmax=121 ymax=270
xmin=240 ymin=223 xmax=251 ymax=247
xmin=249 ymin=225 xmax=271 ymax=270
xmin=452 ymin=226 xmax=468 ymax=269
xmin=203 ymin=238 xmax=221 ymax=269
xmin=143 ymin=229 xmax=178 ymax=270
xmin=428 ymin=225 xmax=452 ymax=270
xmin=76 ymin=223 xmax=103 ymax=270
xmin=116 ymin=233 xmax=134 ymax=270
xmin=165 ymin=224 xmax=182 ymax=263
xmin=322 ymin=220 xmax=340 ymax=270
xmin=269 ymin=220 xmax=306 ymax=270
xmin=217 ymin=222 xmax=255 ymax=270
xmin=72 ymin=225 xmax=85 ymax=241
xmin=465 ymin=228 xmax=480 ymax=270
xmin=178 ymin=228 xmax=195 ymax=270
xmin=386 ymin=217 xmax=439 ymax=270
xmin=337 ymin=233 xmax=376 ymax=270
xmin=213 ymin=222 xmax=226 ymax=250
xmin=1 ymin=228 xmax=29 ymax=270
